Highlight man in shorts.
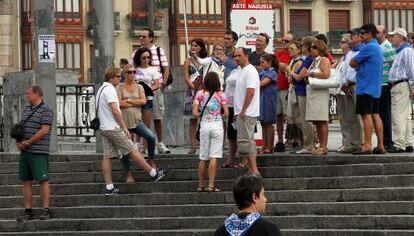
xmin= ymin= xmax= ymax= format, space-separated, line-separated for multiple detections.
xmin=350 ymin=23 xmax=385 ymax=154
xmin=97 ymin=67 xmax=169 ymax=195
xmin=16 ymin=85 xmax=53 ymax=222
xmin=233 ymin=47 xmax=261 ymax=177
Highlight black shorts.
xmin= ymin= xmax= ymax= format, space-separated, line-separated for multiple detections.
xmin=356 ymin=94 xmax=380 ymax=115
xmin=227 ymin=107 xmax=237 ymax=140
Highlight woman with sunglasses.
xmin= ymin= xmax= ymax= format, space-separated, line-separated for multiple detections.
xmin=184 ymin=38 xmax=208 ymax=154
xmin=133 ymin=47 xmax=161 ymax=138
xmin=304 ymin=40 xmax=331 ymax=155
xmin=117 ymin=63 xmax=157 ymax=182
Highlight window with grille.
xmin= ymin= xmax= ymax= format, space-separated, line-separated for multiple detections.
xmin=373 ymin=9 xmax=414 ymax=33
xmin=56 ymin=43 xmax=81 ymax=70
xmin=55 ymin=0 xmax=80 ymax=18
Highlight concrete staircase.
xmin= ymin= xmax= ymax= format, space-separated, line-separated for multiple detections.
xmin=1 ymin=152 xmax=414 ymax=235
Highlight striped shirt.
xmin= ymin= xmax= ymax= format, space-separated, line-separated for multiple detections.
xmin=380 ymin=40 xmax=396 ymax=85
xmin=131 ymin=45 xmax=169 ymax=83
xmin=21 ymin=102 xmax=53 ymax=154
xmin=389 ymin=46 xmax=414 ymax=89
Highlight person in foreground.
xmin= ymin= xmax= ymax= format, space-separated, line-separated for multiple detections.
xmin=214 ymin=176 xmax=281 ymax=236
xmin=16 ymin=85 xmax=53 ymax=222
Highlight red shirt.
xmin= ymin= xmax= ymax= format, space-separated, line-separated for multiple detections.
xmin=275 ymin=50 xmax=291 ymax=90
xmin=327 ymin=52 xmax=333 ymax=64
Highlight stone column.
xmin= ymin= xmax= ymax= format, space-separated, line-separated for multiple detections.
xmin=33 ymin=0 xmax=57 ymax=152
xmin=91 ymin=0 xmax=114 ymax=152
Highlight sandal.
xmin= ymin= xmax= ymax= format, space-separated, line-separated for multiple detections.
xmin=222 ymin=162 xmax=235 ymax=168
xmin=187 ymin=148 xmax=196 ymax=155
xmin=197 ymin=186 xmax=206 ymax=192
xmin=234 ymin=162 xmax=249 ymax=169
xmin=312 ymin=148 xmax=328 ymax=156
xmin=207 ymin=186 xmax=221 ymax=192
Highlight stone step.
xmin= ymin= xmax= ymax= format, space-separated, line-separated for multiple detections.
xmin=2 ymin=174 xmax=414 ymax=196
xmin=3 ymin=187 xmax=414 ymax=208
xmin=1 ymin=153 xmax=413 ymax=165
xmin=3 ymin=162 xmax=414 ymax=185
xmin=2 ymin=215 xmax=414 ymax=232
xmin=2 ymin=201 xmax=414 ymax=220
xmin=2 ymin=229 xmax=414 ymax=236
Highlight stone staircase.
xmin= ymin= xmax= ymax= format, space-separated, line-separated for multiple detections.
xmin=1 ymin=152 xmax=414 ymax=235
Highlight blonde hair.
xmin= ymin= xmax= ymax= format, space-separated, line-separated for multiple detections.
xmin=341 ymin=33 xmax=352 ymax=45
xmin=123 ymin=63 xmax=134 ymax=73
xmin=104 ymin=67 xmax=121 ymax=82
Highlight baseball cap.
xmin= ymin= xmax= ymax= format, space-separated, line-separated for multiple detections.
xmin=348 ymin=28 xmax=361 ymax=34
xmin=388 ymin=27 xmax=408 ymax=38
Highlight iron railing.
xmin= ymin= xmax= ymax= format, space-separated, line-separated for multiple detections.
xmin=327 ymin=30 xmax=347 ymax=49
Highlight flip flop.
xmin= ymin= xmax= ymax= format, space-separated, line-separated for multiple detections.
xmin=207 ymin=186 xmax=221 ymax=192
xmin=197 ymin=186 xmax=206 ymax=192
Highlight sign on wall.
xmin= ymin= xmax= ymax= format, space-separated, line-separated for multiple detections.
xmin=38 ymin=35 xmax=55 ymax=63
xmin=230 ymin=3 xmax=275 ymax=53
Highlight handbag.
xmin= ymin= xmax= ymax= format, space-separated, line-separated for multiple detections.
xmin=308 ymin=57 xmax=341 ymax=89
xmin=157 ymin=47 xmax=173 ymax=86
xmin=196 ymin=92 xmax=214 ymax=141
xmin=90 ymin=85 xmax=109 ymax=131
xmin=10 ymin=102 xmax=44 ymax=142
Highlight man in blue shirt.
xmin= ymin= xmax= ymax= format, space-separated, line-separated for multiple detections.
xmin=350 ymin=23 xmax=385 ymax=155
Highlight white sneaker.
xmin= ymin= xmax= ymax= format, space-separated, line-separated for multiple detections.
xmin=157 ymin=142 xmax=171 ymax=154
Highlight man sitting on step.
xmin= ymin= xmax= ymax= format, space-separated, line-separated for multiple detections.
xmin=96 ymin=67 xmax=169 ymax=196
xmin=214 ymin=176 xmax=281 ymax=236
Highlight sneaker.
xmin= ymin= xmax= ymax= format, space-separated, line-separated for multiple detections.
xmin=157 ymin=142 xmax=171 ymax=154
xmin=153 ymin=167 xmax=170 ymax=182
xmin=16 ymin=210 xmax=34 ymax=222
xmin=105 ymin=187 xmax=120 ymax=196
xmin=39 ymin=209 xmax=51 ymax=220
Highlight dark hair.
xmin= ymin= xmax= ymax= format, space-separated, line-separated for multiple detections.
xmin=104 ymin=66 xmax=121 ymax=82
xmin=233 ymin=176 xmax=264 ymax=210
xmin=120 ymin=58 xmax=128 ymax=65
xmin=258 ymin=33 xmax=270 ymax=44
xmin=226 ymin=30 xmax=239 ymax=42
xmin=28 ymin=85 xmax=43 ymax=96
xmin=143 ymin=27 xmax=154 ymax=38
xmin=203 ymin=72 xmax=221 ymax=93
xmin=236 ymin=47 xmax=249 ymax=56
xmin=261 ymin=53 xmax=279 ymax=72
xmin=302 ymin=36 xmax=316 ymax=53
xmin=133 ymin=47 xmax=152 ymax=67
xmin=191 ymin=38 xmax=208 ymax=58
xmin=360 ymin=23 xmax=378 ymax=37
xmin=316 ymin=34 xmax=328 ymax=45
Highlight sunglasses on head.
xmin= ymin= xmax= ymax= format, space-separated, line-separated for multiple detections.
xmin=126 ymin=70 xmax=136 ymax=75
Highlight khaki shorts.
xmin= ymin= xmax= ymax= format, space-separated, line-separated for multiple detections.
xmin=277 ymin=90 xmax=288 ymax=115
xmin=236 ymin=115 xmax=257 ymax=155
xmin=153 ymin=90 xmax=165 ymax=120
xmin=101 ymin=128 xmax=137 ymax=159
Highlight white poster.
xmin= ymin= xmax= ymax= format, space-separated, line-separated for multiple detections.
xmin=38 ymin=35 xmax=55 ymax=63
xmin=230 ymin=3 xmax=275 ymax=53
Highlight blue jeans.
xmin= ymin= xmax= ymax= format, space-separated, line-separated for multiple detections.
xmin=121 ymin=121 xmax=156 ymax=171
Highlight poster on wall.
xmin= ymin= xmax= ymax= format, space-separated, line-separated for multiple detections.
xmin=230 ymin=3 xmax=275 ymax=53
xmin=38 ymin=35 xmax=55 ymax=63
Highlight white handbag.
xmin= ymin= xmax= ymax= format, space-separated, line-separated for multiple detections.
xmin=308 ymin=57 xmax=341 ymax=89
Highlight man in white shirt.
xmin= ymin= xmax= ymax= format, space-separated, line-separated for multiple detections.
xmin=135 ymin=28 xmax=171 ymax=154
xmin=233 ymin=47 xmax=261 ymax=177
xmin=387 ymin=28 xmax=414 ymax=153
xmin=96 ymin=67 xmax=169 ymax=195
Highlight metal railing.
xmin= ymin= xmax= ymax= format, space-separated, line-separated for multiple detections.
xmin=327 ymin=30 xmax=347 ymax=49
xmin=56 ymin=84 xmax=96 ymax=142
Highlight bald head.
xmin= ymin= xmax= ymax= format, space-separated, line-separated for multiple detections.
xmin=376 ymin=25 xmax=388 ymax=43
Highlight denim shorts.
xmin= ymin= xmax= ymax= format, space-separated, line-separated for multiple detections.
xmin=142 ymin=100 xmax=154 ymax=110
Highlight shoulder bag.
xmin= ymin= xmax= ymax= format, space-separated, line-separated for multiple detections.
xmin=196 ymin=92 xmax=214 ymax=141
xmin=308 ymin=57 xmax=341 ymax=89
xmin=11 ymin=102 xmax=44 ymax=142
xmin=90 ymin=85 xmax=109 ymax=131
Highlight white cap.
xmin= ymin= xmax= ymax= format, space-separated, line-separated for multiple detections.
xmin=388 ymin=27 xmax=408 ymax=38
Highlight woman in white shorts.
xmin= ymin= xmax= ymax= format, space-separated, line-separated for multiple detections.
xmin=193 ymin=72 xmax=229 ymax=192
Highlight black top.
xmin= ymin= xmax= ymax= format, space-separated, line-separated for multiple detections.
xmin=214 ymin=213 xmax=281 ymax=236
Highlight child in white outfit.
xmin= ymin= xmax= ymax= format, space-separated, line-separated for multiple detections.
xmin=193 ymin=72 xmax=229 ymax=192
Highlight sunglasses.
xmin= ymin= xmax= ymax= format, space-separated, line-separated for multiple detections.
xmin=288 ymin=47 xmax=298 ymax=51
xmin=311 ymin=46 xmax=318 ymax=49
xmin=126 ymin=70 xmax=136 ymax=75
xmin=139 ymin=35 xmax=148 ymax=39
xmin=115 ymin=75 xmax=121 ymax=78
xmin=360 ymin=30 xmax=367 ymax=34
xmin=340 ymin=41 xmax=348 ymax=44
xmin=282 ymin=39 xmax=291 ymax=43
xmin=141 ymin=56 xmax=151 ymax=60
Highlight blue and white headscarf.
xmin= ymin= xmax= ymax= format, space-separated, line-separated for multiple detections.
xmin=224 ymin=213 xmax=261 ymax=236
